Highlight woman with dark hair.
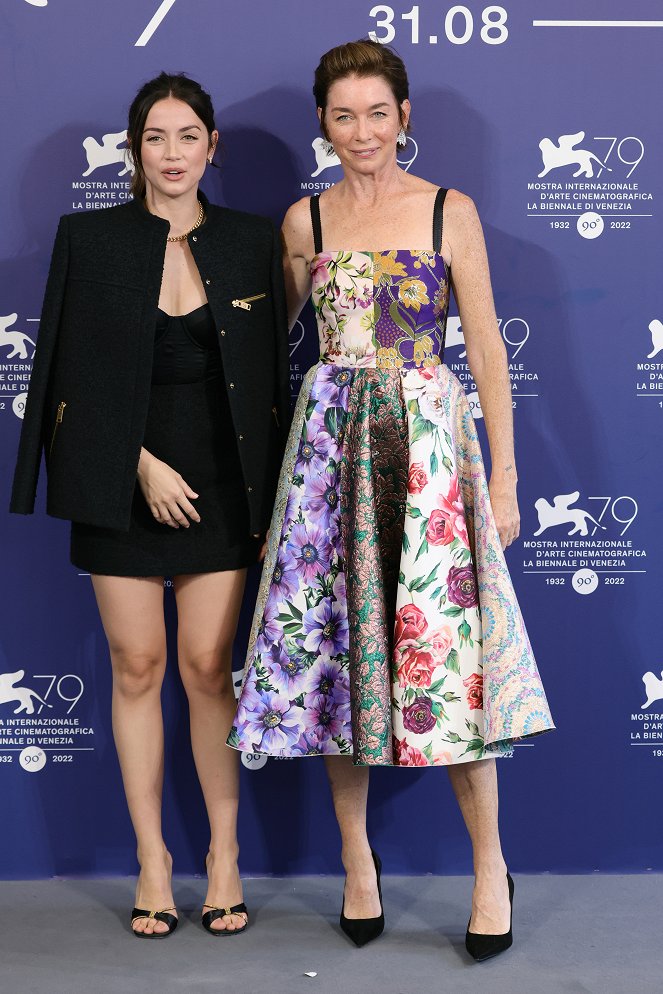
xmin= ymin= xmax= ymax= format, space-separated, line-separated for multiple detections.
xmin=11 ymin=72 xmax=290 ymax=938
xmin=230 ymin=40 xmax=553 ymax=960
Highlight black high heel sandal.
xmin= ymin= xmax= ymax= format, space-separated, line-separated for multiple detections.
xmin=130 ymin=906 xmax=178 ymax=939
xmin=339 ymin=848 xmax=385 ymax=948
xmin=201 ymin=902 xmax=249 ymax=936
xmin=465 ymin=872 xmax=514 ymax=962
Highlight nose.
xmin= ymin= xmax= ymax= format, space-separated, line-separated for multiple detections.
xmin=354 ymin=117 xmax=372 ymax=143
xmin=164 ymin=141 xmax=182 ymax=159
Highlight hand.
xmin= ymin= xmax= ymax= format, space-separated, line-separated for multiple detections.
xmin=258 ymin=529 xmax=270 ymax=562
xmin=137 ymin=449 xmax=200 ymax=528
xmin=488 ymin=479 xmax=520 ymax=550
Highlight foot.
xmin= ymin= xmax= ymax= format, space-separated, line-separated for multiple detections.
xmin=132 ymin=849 xmax=177 ymax=936
xmin=468 ymin=863 xmax=511 ymax=935
xmin=341 ymin=845 xmax=382 ymax=920
xmin=203 ymin=850 xmax=247 ymax=933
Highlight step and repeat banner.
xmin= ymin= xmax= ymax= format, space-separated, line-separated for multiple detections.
xmin=0 ymin=1 xmax=661 ymax=878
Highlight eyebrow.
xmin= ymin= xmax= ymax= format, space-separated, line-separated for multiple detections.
xmin=330 ymin=103 xmax=391 ymax=113
xmin=143 ymin=125 xmax=202 ymax=133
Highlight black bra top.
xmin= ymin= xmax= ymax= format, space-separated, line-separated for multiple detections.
xmin=152 ymin=303 xmax=221 ymax=385
xmin=309 ymin=186 xmax=448 ymax=256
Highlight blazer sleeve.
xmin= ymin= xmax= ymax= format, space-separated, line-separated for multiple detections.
xmin=10 ymin=214 xmax=70 ymax=514
xmin=270 ymin=222 xmax=292 ymax=436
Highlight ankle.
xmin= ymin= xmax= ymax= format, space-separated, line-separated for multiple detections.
xmin=207 ymin=842 xmax=240 ymax=865
xmin=473 ymin=857 xmax=508 ymax=881
xmin=136 ymin=845 xmax=171 ymax=869
xmin=341 ymin=841 xmax=373 ymax=874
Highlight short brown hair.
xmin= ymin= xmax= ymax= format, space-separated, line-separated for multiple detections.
xmin=313 ymin=39 xmax=410 ymax=138
xmin=127 ymin=72 xmax=217 ymax=199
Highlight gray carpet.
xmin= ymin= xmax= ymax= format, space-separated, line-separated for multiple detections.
xmin=0 ymin=875 xmax=658 ymax=994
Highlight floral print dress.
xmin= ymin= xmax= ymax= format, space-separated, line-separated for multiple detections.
xmin=229 ymin=226 xmax=554 ymax=766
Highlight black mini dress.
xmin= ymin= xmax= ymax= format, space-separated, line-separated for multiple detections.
xmin=70 ymin=304 xmax=260 ymax=576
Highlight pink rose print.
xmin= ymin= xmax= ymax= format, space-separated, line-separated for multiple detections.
xmin=393 ymin=737 xmax=429 ymax=766
xmin=437 ymin=473 xmax=469 ymax=547
xmin=429 ymin=625 xmax=453 ymax=664
xmin=425 ymin=508 xmax=455 ymax=546
xmin=408 ymin=461 xmax=429 ymax=494
xmin=463 ymin=673 xmax=484 ymax=711
xmin=396 ymin=640 xmax=438 ymax=689
xmin=395 ymin=603 xmax=427 ymax=646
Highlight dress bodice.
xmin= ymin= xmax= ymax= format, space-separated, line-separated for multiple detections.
xmin=310 ymin=250 xmax=449 ymax=369
xmin=308 ymin=188 xmax=450 ymax=369
xmin=152 ymin=303 xmax=221 ymax=384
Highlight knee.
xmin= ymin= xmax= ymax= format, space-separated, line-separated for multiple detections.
xmin=179 ymin=647 xmax=234 ymax=698
xmin=110 ymin=646 xmax=165 ymax=698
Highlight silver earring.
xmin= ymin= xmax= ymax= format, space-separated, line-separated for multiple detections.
xmin=321 ymin=138 xmax=336 ymax=157
xmin=397 ymin=128 xmax=407 ymax=147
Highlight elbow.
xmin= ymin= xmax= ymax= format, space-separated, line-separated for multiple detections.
xmin=466 ymin=336 xmax=507 ymax=382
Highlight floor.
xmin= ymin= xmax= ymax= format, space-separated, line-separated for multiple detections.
xmin=0 ymin=875 xmax=658 ymax=994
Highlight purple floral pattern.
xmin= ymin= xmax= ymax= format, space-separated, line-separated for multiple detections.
xmin=229 ymin=368 xmax=354 ymax=757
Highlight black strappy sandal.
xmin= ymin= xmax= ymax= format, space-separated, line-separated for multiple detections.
xmin=201 ymin=902 xmax=249 ymax=936
xmin=130 ymin=906 xmax=178 ymax=939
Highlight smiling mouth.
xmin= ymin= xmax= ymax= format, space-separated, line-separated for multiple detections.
xmin=352 ymin=148 xmax=379 ymax=156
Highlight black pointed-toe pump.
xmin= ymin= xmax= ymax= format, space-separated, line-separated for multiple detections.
xmin=340 ymin=849 xmax=385 ymax=947
xmin=465 ymin=872 xmax=514 ymax=962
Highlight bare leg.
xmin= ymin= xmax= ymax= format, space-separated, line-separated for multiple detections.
xmin=447 ymin=757 xmax=510 ymax=933
xmin=91 ymin=574 xmax=173 ymax=936
xmin=173 ymin=569 xmax=247 ymax=932
xmin=324 ymin=756 xmax=381 ymax=918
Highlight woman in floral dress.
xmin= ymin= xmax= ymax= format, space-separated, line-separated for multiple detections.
xmin=229 ymin=40 xmax=554 ymax=957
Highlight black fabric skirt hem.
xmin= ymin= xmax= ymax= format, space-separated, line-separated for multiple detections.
xmin=70 ymin=548 xmax=259 ymax=578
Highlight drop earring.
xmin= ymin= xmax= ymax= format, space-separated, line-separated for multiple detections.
xmin=321 ymin=138 xmax=336 ymax=157
xmin=397 ymin=128 xmax=407 ymax=148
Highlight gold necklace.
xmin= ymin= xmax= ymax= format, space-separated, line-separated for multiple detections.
xmin=166 ymin=200 xmax=205 ymax=242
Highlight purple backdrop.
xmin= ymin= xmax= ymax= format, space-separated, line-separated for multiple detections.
xmin=1 ymin=0 xmax=662 ymax=878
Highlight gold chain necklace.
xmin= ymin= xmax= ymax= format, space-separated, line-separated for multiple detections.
xmin=165 ymin=200 xmax=205 ymax=243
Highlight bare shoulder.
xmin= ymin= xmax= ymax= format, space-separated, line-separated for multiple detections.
xmin=443 ymin=189 xmax=487 ymax=266
xmin=282 ymin=196 xmax=314 ymax=259
xmin=444 ymin=188 xmax=481 ymax=227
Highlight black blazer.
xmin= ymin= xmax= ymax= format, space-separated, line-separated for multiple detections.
xmin=10 ymin=193 xmax=291 ymax=534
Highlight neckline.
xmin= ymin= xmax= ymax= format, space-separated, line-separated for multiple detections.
xmin=131 ymin=190 xmax=212 ymax=234
xmin=157 ymin=302 xmax=210 ymax=319
xmin=310 ymin=250 xmax=450 ymax=271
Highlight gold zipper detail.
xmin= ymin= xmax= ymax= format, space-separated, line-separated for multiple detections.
xmin=232 ymin=292 xmax=267 ymax=311
xmin=272 ymin=406 xmax=280 ymax=428
xmin=49 ymin=401 xmax=66 ymax=457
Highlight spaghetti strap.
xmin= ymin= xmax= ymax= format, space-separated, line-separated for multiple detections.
xmin=310 ymin=195 xmax=323 ymax=254
xmin=432 ymin=187 xmax=448 ymax=255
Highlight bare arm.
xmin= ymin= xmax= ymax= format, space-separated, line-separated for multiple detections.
xmin=281 ymin=198 xmax=315 ymax=330
xmin=446 ymin=192 xmax=519 ymax=548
